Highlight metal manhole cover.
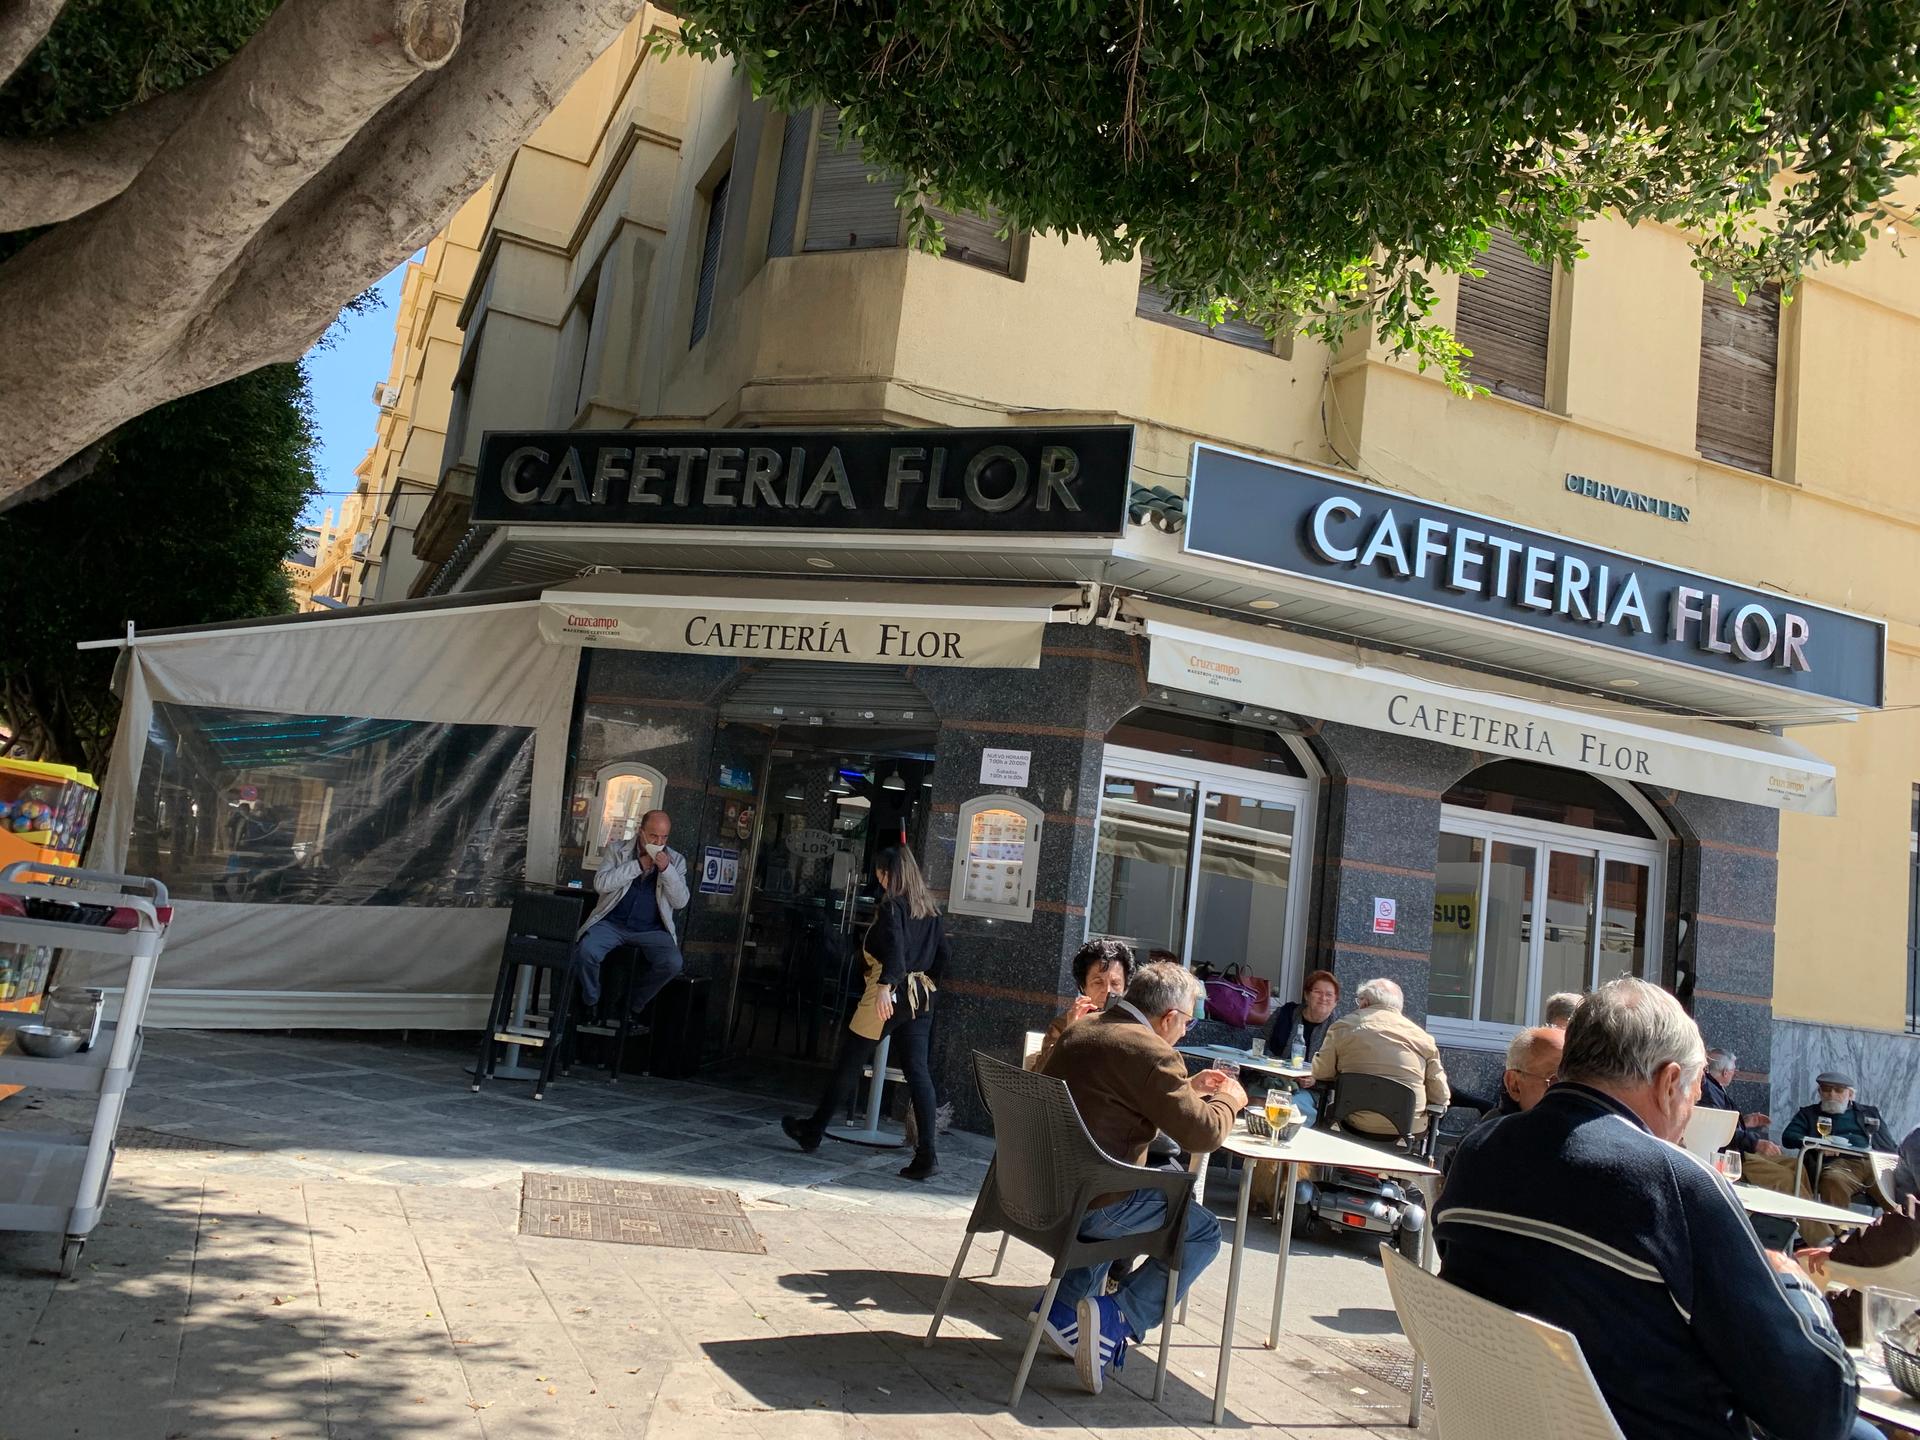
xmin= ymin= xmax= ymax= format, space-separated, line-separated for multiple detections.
xmin=1315 ymin=1337 xmax=1433 ymax=1407
xmin=117 ymin=1128 xmax=249 ymax=1154
xmin=517 ymin=1173 xmax=762 ymax=1253
xmin=521 ymin=1174 xmax=742 ymax=1214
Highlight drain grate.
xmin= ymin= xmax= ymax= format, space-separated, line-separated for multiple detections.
xmin=517 ymin=1173 xmax=764 ymax=1254
xmin=1315 ymin=1337 xmax=1433 ymax=1408
xmin=117 ymin=1128 xmax=250 ymax=1154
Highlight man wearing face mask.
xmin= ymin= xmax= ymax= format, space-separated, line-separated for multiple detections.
xmin=1436 ymin=978 xmax=1874 ymax=1440
xmin=571 ymin=809 xmax=689 ymax=1027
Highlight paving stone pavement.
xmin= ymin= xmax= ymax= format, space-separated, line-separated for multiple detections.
xmin=0 ymin=1030 xmax=1431 ymax=1439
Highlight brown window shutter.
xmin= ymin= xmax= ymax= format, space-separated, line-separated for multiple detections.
xmin=927 ymin=204 xmax=1012 ymax=274
xmin=802 ymin=106 xmax=901 ymax=253
xmin=1696 ymin=281 xmax=1779 ymax=475
xmin=765 ymin=110 xmax=813 ymax=259
xmin=1456 ymin=230 xmax=1553 ymax=407
xmin=1137 ymin=256 xmax=1272 ymax=352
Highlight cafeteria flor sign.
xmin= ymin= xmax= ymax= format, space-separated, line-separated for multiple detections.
xmin=541 ymin=605 xmax=1046 ymax=669
xmin=473 ymin=425 xmax=1133 ymax=535
xmin=1184 ymin=448 xmax=1885 ymax=707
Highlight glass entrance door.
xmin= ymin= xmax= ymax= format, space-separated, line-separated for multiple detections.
xmin=1088 ymin=743 xmax=1315 ymax=1015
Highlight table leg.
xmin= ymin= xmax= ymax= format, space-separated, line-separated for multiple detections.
xmin=1268 ymin=1161 xmax=1299 ymax=1350
xmin=1408 ymin=1213 xmax=1431 ymax=1428
xmin=1211 ymin=1159 xmax=1256 ymax=1426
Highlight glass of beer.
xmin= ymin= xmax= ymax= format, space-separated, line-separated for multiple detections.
xmin=1816 ymin=1116 xmax=1835 ymax=1140
xmin=1266 ymin=1090 xmax=1285 ymax=1129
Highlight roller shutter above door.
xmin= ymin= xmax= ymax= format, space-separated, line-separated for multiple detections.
xmin=719 ymin=662 xmax=934 ymax=727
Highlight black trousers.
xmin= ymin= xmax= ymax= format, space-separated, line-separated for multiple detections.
xmin=809 ymin=1011 xmax=938 ymax=1154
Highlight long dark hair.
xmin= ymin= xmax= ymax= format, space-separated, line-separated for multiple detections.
xmin=875 ymin=845 xmax=938 ymax=919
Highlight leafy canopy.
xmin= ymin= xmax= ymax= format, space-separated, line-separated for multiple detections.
xmin=677 ymin=0 xmax=1920 ymax=384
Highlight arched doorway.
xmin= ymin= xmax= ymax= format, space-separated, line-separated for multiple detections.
xmin=1083 ymin=706 xmax=1319 ymax=1007
xmin=1429 ymin=759 xmax=1668 ymax=1049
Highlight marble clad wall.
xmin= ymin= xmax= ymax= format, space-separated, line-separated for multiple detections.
xmin=1773 ymin=1018 xmax=1920 ymax=1142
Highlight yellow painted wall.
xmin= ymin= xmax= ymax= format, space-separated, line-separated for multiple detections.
xmin=393 ymin=7 xmax=1920 ymax=1033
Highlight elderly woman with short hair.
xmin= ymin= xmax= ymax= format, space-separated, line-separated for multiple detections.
xmin=1032 ymin=938 xmax=1136 ymax=1071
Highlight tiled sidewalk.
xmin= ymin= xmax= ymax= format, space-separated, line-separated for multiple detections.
xmin=0 ymin=1031 xmax=1430 ymax=1438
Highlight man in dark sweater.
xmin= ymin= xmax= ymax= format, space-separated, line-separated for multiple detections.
xmin=1041 ymin=961 xmax=1246 ymax=1396
xmin=1438 ymin=977 xmax=1875 ymax=1440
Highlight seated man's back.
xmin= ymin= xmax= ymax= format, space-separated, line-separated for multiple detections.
xmin=1437 ymin=979 xmax=1860 ymax=1440
xmin=1311 ymin=977 xmax=1449 ymax=1136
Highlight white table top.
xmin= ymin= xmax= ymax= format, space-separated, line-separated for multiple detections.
xmin=1849 ymin=1350 xmax=1920 ymax=1427
xmin=1732 ymin=1183 xmax=1870 ymax=1228
xmin=1177 ymin=1043 xmax=1312 ymax=1081
xmin=1220 ymin=1122 xmax=1440 ymax=1177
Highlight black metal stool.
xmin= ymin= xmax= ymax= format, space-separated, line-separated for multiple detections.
xmin=573 ymin=942 xmax=658 ymax=1083
xmin=471 ymin=888 xmax=588 ymax=1101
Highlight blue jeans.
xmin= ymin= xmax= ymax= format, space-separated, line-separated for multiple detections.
xmin=571 ymin=920 xmax=682 ymax=1014
xmin=1290 ymin=1088 xmax=1320 ymax=1127
xmin=1054 ymin=1186 xmax=1222 ymax=1338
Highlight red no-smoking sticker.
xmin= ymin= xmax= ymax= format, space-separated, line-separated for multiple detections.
xmin=1372 ymin=897 xmax=1397 ymax=935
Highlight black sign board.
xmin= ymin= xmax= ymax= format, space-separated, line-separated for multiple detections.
xmin=472 ymin=426 xmax=1133 ymax=536
xmin=1185 ymin=446 xmax=1885 ymax=707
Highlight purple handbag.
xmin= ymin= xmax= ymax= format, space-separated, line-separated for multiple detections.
xmin=1203 ymin=977 xmax=1258 ymax=1029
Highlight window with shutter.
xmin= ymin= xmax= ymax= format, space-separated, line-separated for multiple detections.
xmin=802 ymin=106 xmax=900 ymax=252
xmin=689 ymin=169 xmax=730 ymax=348
xmin=1455 ymin=230 xmax=1553 ymax=407
xmin=765 ymin=110 xmax=813 ymax=259
xmin=1137 ymin=256 xmax=1274 ymax=353
xmin=1696 ymin=281 xmax=1779 ymax=475
xmin=928 ymin=203 xmax=1012 ymax=274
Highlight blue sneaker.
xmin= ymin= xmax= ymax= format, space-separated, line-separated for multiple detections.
xmin=1074 ymin=1294 xmax=1132 ymax=1394
xmin=1032 ymin=1298 xmax=1077 ymax=1359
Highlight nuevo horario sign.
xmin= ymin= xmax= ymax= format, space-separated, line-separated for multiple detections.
xmin=472 ymin=426 xmax=1133 ymax=535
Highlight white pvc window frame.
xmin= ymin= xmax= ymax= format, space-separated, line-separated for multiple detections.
xmin=1086 ymin=737 xmax=1319 ymax=1001
xmin=585 ymin=761 xmax=668 ymax=868
xmin=948 ymin=794 xmax=1045 ymax=923
xmin=1428 ymin=796 xmax=1667 ymax=1052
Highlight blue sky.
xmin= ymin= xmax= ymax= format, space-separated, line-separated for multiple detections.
xmin=299 ymin=260 xmax=412 ymax=528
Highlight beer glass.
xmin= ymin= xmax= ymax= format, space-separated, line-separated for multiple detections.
xmin=1816 ymin=1115 xmax=1835 ymax=1140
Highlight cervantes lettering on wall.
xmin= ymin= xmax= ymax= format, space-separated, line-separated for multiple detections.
xmin=1564 ymin=472 xmax=1690 ymax=523
xmin=472 ymin=426 xmax=1133 ymax=536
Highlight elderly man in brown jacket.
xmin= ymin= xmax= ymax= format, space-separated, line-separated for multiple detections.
xmin=1312 ymin=976 xmax=1451 ymax=1137
xmin=1038 ymin=961 xmax=1247 ymax=1394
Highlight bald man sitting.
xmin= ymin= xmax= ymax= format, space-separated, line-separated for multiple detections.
xmin=571 ymin=808 xmax=688 ymax=1025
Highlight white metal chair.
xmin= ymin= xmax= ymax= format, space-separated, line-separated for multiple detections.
xmin=1380 ymin=1244 xmax=1627 ymax=1439
xmin=1679 ymin=1106 xmax=1738 ymax=1162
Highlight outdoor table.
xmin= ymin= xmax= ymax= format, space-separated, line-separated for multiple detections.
xmin=1175 ymin=1043 xmax=1312 ymax=1082
xmin=1208 ymin=1124 xmax=1440 ymax=1426
xmin=1732 ymin=1182 xmax=1871 ymax=1232
xmin=1849 ymin=1350 xmax=1920 ymax=1432
xmin=1793 ymin=1137 xmax=1886 ymax=1200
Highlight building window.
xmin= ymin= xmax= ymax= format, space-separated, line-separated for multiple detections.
xmin=1430 ymin=760 xmax=1664 ymax=1048
xmin=1697 ymin=280 xmax=1780 ymax=475
xmin=1136 ymin=255 xmax=1284 ymax=355
xmin=1908 ymin=785 xmax=1919 ymax=1032
xmin=765 ymin=110 xmax=814 ymax=259
xmin=1086 ymin=709 xmax=1315 ymax=1024
xmin=690 ymin=169 xmax=731 ymax=347
xmin=1455 ymin=229 xmax=1554 ymax=407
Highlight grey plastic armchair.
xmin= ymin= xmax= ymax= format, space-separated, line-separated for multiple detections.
xmin=925 ymin=1052 xmax=1196 ymax=1406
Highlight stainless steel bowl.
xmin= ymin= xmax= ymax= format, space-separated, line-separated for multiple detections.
xmin=15 ymin=1024 xmax=84 ymax=1058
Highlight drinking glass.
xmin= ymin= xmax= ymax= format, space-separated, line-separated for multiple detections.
xmin=1249 ymin=1037 xmax=1267 ymax=1060
xmin=1719 ymin=1150 xmax=1743 ymax=1184
xmin=1266 ymin=1091 xmax=1285 ymax=1128
xmin=1817 ymin=1116 xmax=1835 ymax=1140
xmin=1865 ymin=1287 xmax=1920 ymax=1383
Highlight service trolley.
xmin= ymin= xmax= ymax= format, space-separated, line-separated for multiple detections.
xmin=0 ymin=862 xmax=170 ymax=1277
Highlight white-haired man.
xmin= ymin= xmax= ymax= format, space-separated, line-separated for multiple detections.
xmin=1310 ymin=977 xmax=1450 ymax=1138
xmin=1438 ymin=977 xmax=1872 ymax=1440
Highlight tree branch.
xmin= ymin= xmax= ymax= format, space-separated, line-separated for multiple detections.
xmin=0 ymin=0 xmax=467 ymax=500
xmin=0 ymin=0 xmax=65 ymax=89
xmin=0 ymin=72 xmax=211 ymax=232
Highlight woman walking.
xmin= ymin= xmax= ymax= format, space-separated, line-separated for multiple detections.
xmin=782 ymin=845 xmax=950 ymax=1180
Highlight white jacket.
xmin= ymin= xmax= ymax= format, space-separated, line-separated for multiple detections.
xmin=577 ymin=838 xmax=690 ymax=942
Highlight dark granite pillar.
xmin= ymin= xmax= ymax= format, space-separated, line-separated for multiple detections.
xmin=913 ymin=624 xmax=1149 ymax=1127
xmin=1654 ymin=789 xmax=1780 ymax=1119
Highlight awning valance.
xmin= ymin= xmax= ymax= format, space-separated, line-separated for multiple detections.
xmin=1126 ymin=599 xmax=1838 ymax=815
xmin=539 ymin=575 xmax=1091 ymax=670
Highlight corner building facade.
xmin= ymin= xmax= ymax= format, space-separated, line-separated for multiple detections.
xmin=388 ymin=7 xmax=1920 ymax=1129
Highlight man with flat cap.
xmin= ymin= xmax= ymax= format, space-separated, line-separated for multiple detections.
xmin=1746 ymin=1070 xmax=1895 ymax=1244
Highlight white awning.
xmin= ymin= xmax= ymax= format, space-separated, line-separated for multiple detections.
xmin=1125 ymin=599 xmax=1838 ymax=815
xmin=539 ymin=575 xmax=1092 ymax=670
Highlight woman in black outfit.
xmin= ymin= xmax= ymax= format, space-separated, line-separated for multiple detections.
xmin=782 ymin=845 xmax=950 ymax=1180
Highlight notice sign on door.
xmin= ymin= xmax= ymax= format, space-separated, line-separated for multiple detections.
xmin=1372 ymin=897 xmax=1397 ymax=935
xmin=979 ymin=748 xmax=1032 ymax=787
xmin=700 ymin=846 xmax=740 ymax=895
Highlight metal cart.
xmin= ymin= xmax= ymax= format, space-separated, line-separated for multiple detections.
xmin=0 ymin=861 xmax=169 ymax=1278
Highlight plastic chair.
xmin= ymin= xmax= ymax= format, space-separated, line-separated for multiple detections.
xmin=1680 ymin=1107 xmax=1738 ymax=1162
xmin=1380 ymin=1243 xmax=1627 ymax=1439
xmin=1328 ymin=1072 xmax=1441 ymax=1161
xmin=925 ymin=1052 xmax=1196 ymax=1406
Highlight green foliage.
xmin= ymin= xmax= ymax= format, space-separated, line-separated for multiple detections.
xmin=0 ymin=364 xmax=317 ymax=769
xmin=675 ymin=1 xmax=1920 ymax=388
